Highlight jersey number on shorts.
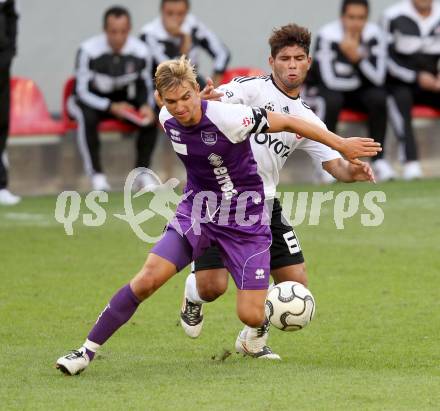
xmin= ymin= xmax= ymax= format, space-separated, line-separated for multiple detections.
xmin=283 ymin=231 xmax=301 ymax=255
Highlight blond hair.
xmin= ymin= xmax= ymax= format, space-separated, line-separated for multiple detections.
xmin=155 ymin=56 xmax=198 ymax=95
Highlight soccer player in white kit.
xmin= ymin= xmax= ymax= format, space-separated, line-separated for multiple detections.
xmin=55 ymin=55 xmax=380 ymax=375
xmin=180 ymin=24 xmax=377 ymax=359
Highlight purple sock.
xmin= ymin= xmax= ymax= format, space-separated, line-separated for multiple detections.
xmin=84 ymin=348 xmax=96 ymax=361
xmin=87 ymin=284 xmax=140 ymax=348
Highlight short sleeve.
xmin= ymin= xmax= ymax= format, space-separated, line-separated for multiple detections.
xmin=205 ymin=101 xmax=270 ymax=143
xmin=217 ymin=81 xmax=247 ymax=104
xmin=298 ymin=138 xmax=342 ymax=163
xmin=159 ymin=106 xmax=173 ymax=128
xmin=217 ymin=78 xmax=261 ymax=105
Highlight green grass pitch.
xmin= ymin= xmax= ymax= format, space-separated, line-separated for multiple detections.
xmin=1 ymin=180 xmax=439 ymax=410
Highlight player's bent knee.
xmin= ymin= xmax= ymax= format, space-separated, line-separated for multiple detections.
xmin=272 ymin=263 xmax=308 ymax=287
xmin=196 ymin=269 xmax=228 ymax=302
xmin=237 ymin=289 xmax=267 ymax=327
xmin=131 ymin=258 xmax=175 ymax=301
xmin=198 ymin=285 xmax=225 ymax=302
xmin=296 ymin=265 xmax=308 ymax=287
xmin=239 ymin=311 xmax=266 ymax=328
xmin=289 ymin=264 xmax=308 ymax=286
xmin=198 ymin=278 xmax=227 ymax=302
xmin=237 ymin=306 xmax=266 ymax=328
xmin=130 ymin=266 xmax=157 ymax=301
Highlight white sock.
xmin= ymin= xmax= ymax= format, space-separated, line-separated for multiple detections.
xmin=83 ymin=339 xmax=100 ymax=353
xmin=185 ymin=272 xmax=207 ymax=305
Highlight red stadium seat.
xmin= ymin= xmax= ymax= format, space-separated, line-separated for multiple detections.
xmin=339 ymin=109 xmax=368 ymax=122
xmin=9 ymin=77 xmax=65 ymax=136
xmin=412 ymin=105 xmax=440 ymax=119
xmin=339 ymin=106 xmax=440 ymax=123
xmin=62 ymin=77 xmax=136 ymax=133
xmin=220 ymin=67 xmax=266 ymax=85
xmin=61 ymin=78 xmax=77 ymax=131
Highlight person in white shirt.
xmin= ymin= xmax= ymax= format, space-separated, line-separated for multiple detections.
xmin=179 ymin=24 xmax=377 ymax=360
xmin=69 ymin=6 xmax=157 ymax=191
xmin=382 ymin=0 xmax=440 ymax=180
xmin=55 ymin=56 xmax=381 ymax=375
xmin=305 ymin=0 xmax=390 ymax=181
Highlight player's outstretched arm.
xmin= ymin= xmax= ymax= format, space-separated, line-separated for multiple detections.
xmin=266 ymin=112 xmax=382 ymax=164
xmin=322 ymin=158 xmax=376 ymax=183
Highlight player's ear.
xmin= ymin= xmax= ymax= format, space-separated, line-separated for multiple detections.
xmin=269 ymin=55 xmax=274 ymax=68
xmin=155 ymin=90 xmax=164 ymax=108
xmin=307 ymin=56 xmax=312 ymax=71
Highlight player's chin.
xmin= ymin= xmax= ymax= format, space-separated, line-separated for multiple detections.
xmin=286 ymin=79 xmax=302 ymax=89
xmin=174 ymin=112 xmax=190 ymax=122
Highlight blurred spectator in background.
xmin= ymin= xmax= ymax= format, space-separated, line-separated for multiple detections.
xmin=68 ymin=6 xmax=157 ymax=191
xmin=0 ymin=0 xmax=20 ymax=205
xmin=140 ymin=0 xmax=230 ymax=87
xmin=383 ymin=0 xmax=440 ymax=180
xmin=305 ymin=0 xmax=390 ymax=182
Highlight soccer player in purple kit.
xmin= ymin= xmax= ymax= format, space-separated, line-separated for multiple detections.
xmin=56 ymin=56 xmax=381 ymax=375
xmin=180 ymin=24 xmax=379 ymax=359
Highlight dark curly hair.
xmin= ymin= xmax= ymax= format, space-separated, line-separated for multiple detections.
xmin=269 ymin=24 xmax=312 ymax=57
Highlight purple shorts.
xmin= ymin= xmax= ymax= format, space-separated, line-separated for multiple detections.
xmin=151 ymin=209 xmax=272 ymax=290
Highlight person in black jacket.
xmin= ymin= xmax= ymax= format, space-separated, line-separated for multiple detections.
xmin=140 ymin=0 xmax=230 ymax=87
xmin=382 ymin=0 xmax=440 ymax=180
xmin=0 ymin=0 xmax=20 ymax=205
xmin=306 ymin=0 xmax=391 ymax=182
xmin=69 ymin=6 xmax=157 ymax=191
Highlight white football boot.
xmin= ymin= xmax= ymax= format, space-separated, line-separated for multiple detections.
xmin=402 ymin=161 xmax=423 ymax=181
xmin=0 ymin=189 xmax=21 ymax=206
xmin=180 ymin=291 xmax=204 ymax=338
xmin=235 ymin=319 xmax=281 ymax=360
xmin=372 ymin=159 xmax=396 ymax=182
xmin=91 ymin=173 xmax=111 ymax=191
xmin=56 ymin=347 xmax=90 ymax=376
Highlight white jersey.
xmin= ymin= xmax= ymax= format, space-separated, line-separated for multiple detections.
xmin=217 ymin=75 xmax=341 ymax=199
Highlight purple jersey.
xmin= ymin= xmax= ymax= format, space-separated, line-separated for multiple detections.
xmin=159 ymin=100 xmax=269 ymax=226
xmin=153 ymin=100 xmax=272 ymax=289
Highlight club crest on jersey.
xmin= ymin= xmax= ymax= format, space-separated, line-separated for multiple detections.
xmin=208 ymin=153 xmax=223 ymax=167
xmin=282 ymin=106 xmax=290 ymax=114
xmin=201 ymin=131 xmax=217 ymax=146
xmin=264 ymin=102 xmax=275 ymax=112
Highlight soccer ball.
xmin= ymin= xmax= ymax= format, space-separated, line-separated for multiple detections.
xmin=265 ymin=281 xmax=316 ymax=331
